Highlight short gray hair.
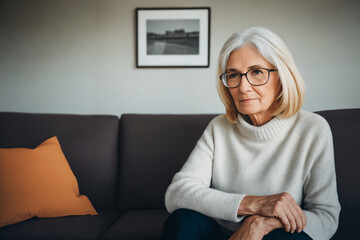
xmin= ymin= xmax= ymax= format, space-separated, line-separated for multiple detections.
xmin=217 ymin=27 xmax=305 ymax=123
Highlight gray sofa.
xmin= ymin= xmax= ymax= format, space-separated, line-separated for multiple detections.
xmin=0 ymin=109 xmax=359 ymax=240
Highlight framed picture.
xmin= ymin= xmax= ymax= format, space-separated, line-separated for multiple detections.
xmin=136 ymin=7 xmax=211 ymax=68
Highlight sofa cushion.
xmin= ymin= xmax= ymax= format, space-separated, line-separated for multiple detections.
xmin=316 ymin=109 xmax=360 ymax=239
xmin=101 ymin=210 xmax=169 ymax=240
xmin=0 ymin=136 xmax=97 ymax=227
xmin=0 ymin=112 xmax=119 ymax=210
xmin=0 ymin=210 xmax=119 ymax=240
xmin=118 ymin=114 xmax=217 ymax=211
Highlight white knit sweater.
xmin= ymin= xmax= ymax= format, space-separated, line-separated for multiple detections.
xmin=165 ymin=110 xmax=340 ymax=240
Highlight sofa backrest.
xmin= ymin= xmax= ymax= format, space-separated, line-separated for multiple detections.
xmin=118 ymin=114 xmax=217 ymax=212
xmin=316 ymin=109 xmax=360 ymax=239
xmin=0 ymin=112 xmax=119 ymax=211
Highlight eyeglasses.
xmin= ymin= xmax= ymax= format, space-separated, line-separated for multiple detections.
xmin=220 ymin=68 xmax=278 ymax=88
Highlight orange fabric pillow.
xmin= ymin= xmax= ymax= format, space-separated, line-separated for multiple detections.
xmin=0 ymin=136 xmax=97 ymax=227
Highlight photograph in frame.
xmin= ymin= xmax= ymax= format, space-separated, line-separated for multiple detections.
xmin=136 ymin=8 xmax=211 ymax=68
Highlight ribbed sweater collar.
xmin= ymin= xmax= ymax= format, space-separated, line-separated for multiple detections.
xmin=236 ymin=112 xmax=298 ymax=141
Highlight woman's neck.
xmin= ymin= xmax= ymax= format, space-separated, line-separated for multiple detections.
xmin=247 ymin=112 xmax=273 ymax=126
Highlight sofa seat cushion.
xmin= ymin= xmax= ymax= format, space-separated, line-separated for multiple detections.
xmin=101 ymin=209 xmax=169 ymax=240
xmin=0 ymin=210 xmax=119 ymax=240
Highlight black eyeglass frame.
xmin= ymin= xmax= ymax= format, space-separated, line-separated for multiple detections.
xmin=219 ymin=68 xmax=278 ymax=88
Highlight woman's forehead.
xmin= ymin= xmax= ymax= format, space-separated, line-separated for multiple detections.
xmin=227 ymin=45 xmax=273 ymax=70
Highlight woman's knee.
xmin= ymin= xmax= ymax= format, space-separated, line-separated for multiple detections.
xmin=168 ymin=209 xmax=206 ymax=222
xmin=264 ymin=229 xmax=312 ymax=240
xmin=162 ymin=209 xmax=219 ymax=240
xmin=164 ymin=208 xmax=211 ymax=230
xmin=168 ymin=208 xmax=200 ymax=221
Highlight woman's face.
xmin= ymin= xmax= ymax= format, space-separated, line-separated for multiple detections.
xmin=226 ymin=44 xmax=280 ymax=126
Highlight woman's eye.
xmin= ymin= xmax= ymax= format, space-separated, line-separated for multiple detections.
xmin=251 ymin=69 xmax=264 ymax=75
xmin=228 ymin=73 xmax=239 ymax=79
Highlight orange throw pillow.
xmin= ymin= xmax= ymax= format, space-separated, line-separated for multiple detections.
xmin=0 ymin=136 xmax=97 ymax=227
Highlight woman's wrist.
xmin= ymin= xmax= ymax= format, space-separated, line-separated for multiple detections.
xmin=232 ymin=215 xmax=283 ymax=240
xmin=230 ymin=215 xmax=274 ymax=240
xmin=238 ymin=195 xmax=263 ymax=215
xmin=262 ymin=216 xmax=283 ymax=234
xmin=250 ymin=215 xmax=283 ymax=237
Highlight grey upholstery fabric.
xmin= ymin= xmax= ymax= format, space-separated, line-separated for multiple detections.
xmin=0 ymin=112 xmax=119 ymax=210
xmin=316 ymin=109 xmax=360 ymax=240
xmin=118 ymin=114 xmax=217 ymax=212
xmin=0 ymin=211 xmax=119 ymax=240
xmin=101 ymin=210 xmax=169 ymax=240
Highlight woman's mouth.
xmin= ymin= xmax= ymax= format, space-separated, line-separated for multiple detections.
xmin=239 ymin=98 xmax=257 ymax=103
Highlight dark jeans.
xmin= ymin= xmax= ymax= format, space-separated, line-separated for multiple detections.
xmin=161 ymin=209 xmax=312 ymax=240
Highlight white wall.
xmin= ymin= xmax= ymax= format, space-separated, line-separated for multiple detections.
xmin=1 ymin=0 xmax=359 ymax=116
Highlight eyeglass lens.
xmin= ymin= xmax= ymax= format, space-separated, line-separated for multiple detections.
xmin=224 ymin=68 xmax=269 ymax=87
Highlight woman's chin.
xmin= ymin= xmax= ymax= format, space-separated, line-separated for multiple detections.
xmin=236 ymin=107 xmax=259 ymax=116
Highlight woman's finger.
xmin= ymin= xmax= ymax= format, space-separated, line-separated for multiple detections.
xmin=290 ymin=205 xmax=304 ymax=233
xmin=278 ymin=211 xmax=291 ymax=232
xmin=291 ymin=199 xmax=307 ymax=231
xmin=298 ymin=205 xmax=307 ymax=230
xmin=284 ymin=207 xmax=297 ymax=233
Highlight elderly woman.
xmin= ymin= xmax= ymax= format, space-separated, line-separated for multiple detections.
xmin=161 ymin=27 xmax=340 ymax=240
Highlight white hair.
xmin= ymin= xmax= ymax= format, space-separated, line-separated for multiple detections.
xmin=217 ymin=27 xmax=306 ymax=123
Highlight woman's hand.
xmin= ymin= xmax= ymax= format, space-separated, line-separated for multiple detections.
xmin=238 ymin=192 xmax=306 ymax=233
xmin=229 ymin=215 xmax=283 ymax=240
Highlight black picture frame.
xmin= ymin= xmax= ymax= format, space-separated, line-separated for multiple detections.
xmin=136 ymin=7 xmax=211 ymax=68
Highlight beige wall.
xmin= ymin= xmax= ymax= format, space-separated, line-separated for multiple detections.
xmin=0 ymin=0 xmax=359 ymax=115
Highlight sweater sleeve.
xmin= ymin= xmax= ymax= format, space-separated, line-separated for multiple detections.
xmin=165 ymin=119 xmax=246 ymax=222
xmin=302 ymin=119 xmax=341 ymax=240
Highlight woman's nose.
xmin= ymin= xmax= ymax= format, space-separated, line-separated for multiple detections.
xmin=238 ymin=75 xmax=252 ymax=94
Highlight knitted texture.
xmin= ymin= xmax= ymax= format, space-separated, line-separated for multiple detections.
xmin=165 ymin=110 xmax=340 ymax=240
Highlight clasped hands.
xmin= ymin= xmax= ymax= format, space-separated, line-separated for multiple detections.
xmin=229 ymin=192 xmax=307 ymax=240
